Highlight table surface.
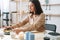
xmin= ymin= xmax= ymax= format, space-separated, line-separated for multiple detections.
xmin=0 ymin=29 xmax=60 ymax=40
xmin=0 ymin=30 xmax=45 ymax=40
xmin=0 ymin=33 xmax=44 ymax=40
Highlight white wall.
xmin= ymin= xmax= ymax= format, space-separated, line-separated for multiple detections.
xmin=0 ymin=0 xmax=9 ymax=12
xmin=10 ymin=1 xmax=29 ymax=12
xmin=40 ymin=0 xmax=60 ymax=14
xmin=10 ymin=1 xmax=16 ymax=12
xmin=40 ymin=0 xmax=60 ymax=33
xmin=40 ymin=0 xmax=60 ymax=4
xmin=42 ymin=6 xmax=60 ymax=14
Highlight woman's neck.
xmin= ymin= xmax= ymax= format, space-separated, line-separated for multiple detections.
xmin=30 ymin=14 xmax=39 ymax=18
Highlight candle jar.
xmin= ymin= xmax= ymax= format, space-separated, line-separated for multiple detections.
xmin=18 ymin=32 xmax=24 ymax=40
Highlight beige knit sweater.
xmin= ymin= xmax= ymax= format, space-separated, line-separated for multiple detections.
xmin=11 ymin=13 xmax=45 ymax=32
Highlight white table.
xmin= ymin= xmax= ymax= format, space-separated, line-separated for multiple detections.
xmin=0 ymin=35 xmax=19 ymax=40
xmin=1 ymin=29 xmax=60 ymax=40
xmin=0 ymin=31 xmax=45 ymax=40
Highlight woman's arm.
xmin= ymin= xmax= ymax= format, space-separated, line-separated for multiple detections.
xmin=11 ymin=17 xmax=29 ymax=29
xmin=13 ymin=13 xmax=45 ymax=34
xmin=13 ymin=23 xmax=35 ymax=34
xmin=18 ymin=13 xmax=45 ymax=32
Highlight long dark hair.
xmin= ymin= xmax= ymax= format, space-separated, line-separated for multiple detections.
xmin=29 ymin=0 xmax=43 ymax=15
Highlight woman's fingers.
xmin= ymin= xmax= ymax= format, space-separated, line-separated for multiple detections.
xmin=4 ymin=26 xmax=10 ymax=30
xmin=12 ymin=28 xmax=21 ymax=34
xmin=4 ymin=26 xmax=10 ymax=28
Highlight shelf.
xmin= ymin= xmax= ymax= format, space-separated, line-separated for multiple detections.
xmin=11 ymin=0 xmax=28 ymax=2
xmin=11 ymin=0 xmax=20 ymax=2
xmin=21 ymin=0 xmax=29 ymax=2
xmin=3 ymin=19 xmax=12 ymax=21
xmin=42 ymin=4 xmax=60 ymax=6
xmin=45 ymin=14 xmax=60 ymax=17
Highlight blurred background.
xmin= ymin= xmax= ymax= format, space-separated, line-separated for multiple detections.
xmin=0 ymin=0 xmax=60 ymax=33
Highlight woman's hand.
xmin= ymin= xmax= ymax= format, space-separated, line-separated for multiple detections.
xmin=4 ymin=26 xmax=11 ymax=30
xmin=13 ymin=28 xmax=23 ymax=34
xmin=4 ymin=26 xmax=15 ymax=30
xmin=4 ymin=26 xmax=11 ymax=28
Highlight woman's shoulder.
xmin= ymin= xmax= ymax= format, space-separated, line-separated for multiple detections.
xmin=39 ymin=13 xmax=45 ymax=17
xmin=40 ymin=13 xmax=45 ymax=16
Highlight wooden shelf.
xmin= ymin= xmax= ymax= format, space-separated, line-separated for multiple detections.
xmin=45 ymin=14 xmax=60 ymax=17
xmin=42 ymin=4 xmax=60 ymax=6
xmin=11 ymin=0 xmax=28 ymax=2
xmin=11 ymin=0 xmax=20 ymax=2
xmin=21 ymin=0 xmax=29 ymax=2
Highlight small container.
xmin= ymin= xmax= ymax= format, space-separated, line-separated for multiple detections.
xmin=18 ymin=32 xmax=24 ymax=40
xmin=10 ymin=31 xmax=16 ymax=39
xmin=25 ymin=32 xmax=35 ymax=40
xmin=4 ymin=28 xmax=11 ymax=35
xmin=0 ymin=28 xmax=4 ymax=38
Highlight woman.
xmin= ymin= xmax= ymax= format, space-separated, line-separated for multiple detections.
xmin=6 ymin=0 xmax=45 ymax=34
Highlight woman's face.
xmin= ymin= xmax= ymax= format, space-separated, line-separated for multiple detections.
xmin=29 ymin=2 xmax=35 ymax=13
